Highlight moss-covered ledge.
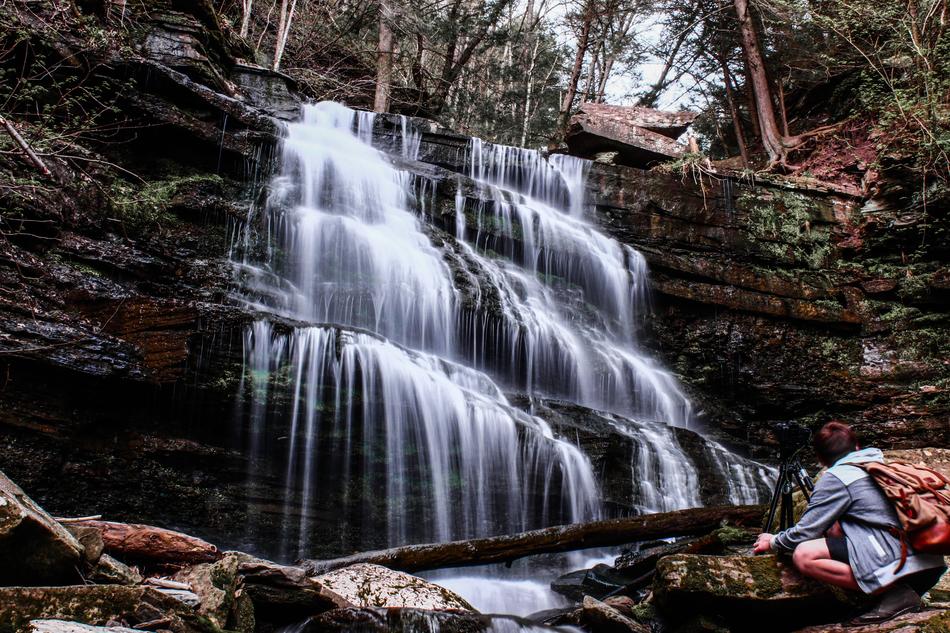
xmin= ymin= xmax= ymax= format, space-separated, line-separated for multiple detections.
xmin=653 ymin=554 xmax=861 ymax=628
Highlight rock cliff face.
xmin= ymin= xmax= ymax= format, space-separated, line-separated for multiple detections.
xmin=0 ymin=0 xmax=945 ymax=561
xmin=585 ymin=165 xmax=947 ymax=454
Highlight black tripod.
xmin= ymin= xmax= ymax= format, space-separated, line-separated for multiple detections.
xmin=764 ymin=446 xmax=815 ymax=533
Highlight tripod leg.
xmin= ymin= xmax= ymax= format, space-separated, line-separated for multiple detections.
xmin=765 ymin=466 xmax=786 ymax=533
xmin=781 ymin=484 xmax=794 ymax=531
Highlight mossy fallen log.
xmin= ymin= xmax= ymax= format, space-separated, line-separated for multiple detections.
xmin=300 ymin=505 xmax=764 ymax=575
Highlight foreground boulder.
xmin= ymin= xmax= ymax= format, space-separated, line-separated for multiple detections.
xmin=237 ymin=557 xmax=352 ymax=624
xmin=654 ymin=554 xmax=855 ymax=628
xmin=0 ymin=586 xmax=214 ymax=633
xmin=312 ymin=564 xmax=474 ymax=611
xmin=0 ymin=470 xmax=85 ymax=585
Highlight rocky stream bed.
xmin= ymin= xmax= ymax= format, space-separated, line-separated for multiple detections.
xmin=1 ymin=455 xmax=948 ymax=633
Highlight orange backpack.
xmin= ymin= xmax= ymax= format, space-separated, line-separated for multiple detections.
xmin=858 ymin=461 xmax=950 ymax=567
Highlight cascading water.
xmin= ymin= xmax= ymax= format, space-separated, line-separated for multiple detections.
xmin=241 ymin=321 xmax=598 ymax=556
xmin=231 ymin=101 xmax=771 ymax=571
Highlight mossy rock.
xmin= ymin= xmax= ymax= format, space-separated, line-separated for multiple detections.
xmin=653 ymin=554 xmax=852 ymax=628
xmin=0 ymin=586 xmax=216 ymax=633
xmin=173 ymin=552 xmax=254 ymax=632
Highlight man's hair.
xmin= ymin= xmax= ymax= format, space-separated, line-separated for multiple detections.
xmin=813 ymin=421 xmax=859 ymax=466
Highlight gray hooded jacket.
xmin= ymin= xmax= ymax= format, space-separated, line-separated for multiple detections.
xmin=772 ymin=448 xmax=946 ymax=594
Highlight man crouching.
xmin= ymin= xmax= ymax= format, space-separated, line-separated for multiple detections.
xmin=753 ymin=421 xmax=947 ymax=626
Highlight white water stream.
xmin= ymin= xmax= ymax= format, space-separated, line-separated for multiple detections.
xmin=232 ymin=101 xmax=772 ymax=616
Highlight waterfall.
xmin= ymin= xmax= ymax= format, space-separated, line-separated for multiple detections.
xmin=232 ymin=101 xmax=769 ymax=560
xmin=452 ymin=139 xmax=692 ymax=425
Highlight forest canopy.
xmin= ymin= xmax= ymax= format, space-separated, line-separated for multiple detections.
xmin=213 ymin=0 xmax=948 ymax=182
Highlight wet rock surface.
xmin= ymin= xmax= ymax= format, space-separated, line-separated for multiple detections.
xmin=651 ymin=553 xmax=870 ymax=631
xmin=312 ymin=564 xmax=475 ymax=611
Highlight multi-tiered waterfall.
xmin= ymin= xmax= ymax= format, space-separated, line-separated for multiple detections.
xmin=231 ymin=101 xmax=771 ymax=563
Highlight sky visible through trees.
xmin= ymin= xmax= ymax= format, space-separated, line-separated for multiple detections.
xmin=217 ymin=0 xmax=946 ymax=178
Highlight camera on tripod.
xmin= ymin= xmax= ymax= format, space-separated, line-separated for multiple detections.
xmin=765 ymin=421 xmax=815 ymax=533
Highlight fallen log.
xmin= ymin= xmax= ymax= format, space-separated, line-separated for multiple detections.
xmin=300 ymin=504 xmax=764 ymax=575
xmin=62 ymin=519 xmax=220 ymax=565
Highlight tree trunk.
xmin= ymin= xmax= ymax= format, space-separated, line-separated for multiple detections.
xmin=519 ymin=0 xmax=541 ymax=145
xmin=240 ymin=0 xmax=253 ymax=37
xmin=66 ymin=520 xmax=221 ymax=565
xmin=373 ymin=0 xmax=395 ymax=113
xmin=299 ymin=505 xmax=764 ymax=575
xmin=733 ymin=0 xmax=787 ymax=165
xmin=553 ymin=0 xmax=595 ymax=142
xmin=776 ymin=79 xmax=789 ymax=136
xmin=717 ymin=53 xmax=750 ymax=167
xmin=272 ymin=0 xmax=298 ymax=71
xmin=426 ymin=0 xmax=514 ymax=115
xmin=582 ymin=40 xmax=603 ymax=102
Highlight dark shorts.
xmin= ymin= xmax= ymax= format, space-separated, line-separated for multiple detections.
xmin=826 ymin=536 xmax=849 ymax=563
xmin=826 ymin=536 xmax=946 ymax=595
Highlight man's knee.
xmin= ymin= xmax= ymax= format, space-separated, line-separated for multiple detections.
xmin=792 ymin=545 xmax=812 ymax=571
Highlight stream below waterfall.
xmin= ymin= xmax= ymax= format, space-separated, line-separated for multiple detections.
xmin=229 ymin=101 xmax=772 ymax=616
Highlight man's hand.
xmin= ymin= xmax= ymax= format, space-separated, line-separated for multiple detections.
xmin=753 ymin=533 xmax=774 ymax=554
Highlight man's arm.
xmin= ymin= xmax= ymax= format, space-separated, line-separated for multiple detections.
xmin=770 ymin=474 xmax=852 ymax=552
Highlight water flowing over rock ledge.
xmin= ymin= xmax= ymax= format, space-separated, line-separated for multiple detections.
xmin=0 ymin=1 xmax=945 ymax=616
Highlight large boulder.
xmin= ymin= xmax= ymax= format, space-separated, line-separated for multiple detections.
xmin=0 ymin=470 xmax=85 ymax=585
xmin=237 ymin=557 xmax=352 ymax=624
xmin=653 ymin=554 xmax=854 ymax=626
xmin=565 ymin=103 xmax=697 ymax=167
xmin=0 ymin=585 xmax=213 ymax=633
xmin=312 ymin=564 xmax=474 ymax=611
xmin=301 ymin=608 xmax=564 ymax=633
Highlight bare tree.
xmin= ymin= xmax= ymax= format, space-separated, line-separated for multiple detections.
xmin=374 ymin=0 xmax=395 ymax=112
xmin=427 ymin=0 xmax=516 ymax=115
xmin=272 ymin=0 xmax=298 ymax=71
xmin=239 ymin=0 xmax=253 ymax=37
xmin=553 ymin=0 xmax=595 ymax=141
xmin=715 ymin=48 xmax=749 ymax=166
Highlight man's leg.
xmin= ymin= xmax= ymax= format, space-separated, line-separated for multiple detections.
xmin=791 ymin=538 xmax=860 ymax=591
